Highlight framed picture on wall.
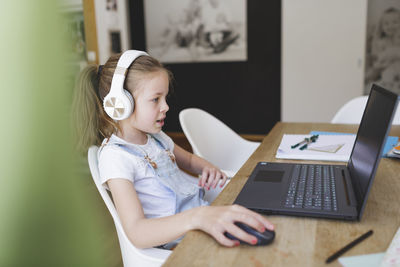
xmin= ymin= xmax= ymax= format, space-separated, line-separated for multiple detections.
xmin=129 ymin=0 xmax=281 ymax=134
xmin=365 ymin=0 xmax=400 ymax=95
xmin=109 ymin=30 xmax=122 ymax=54
xmin=143 ymin=0 xmax=247 ymax=63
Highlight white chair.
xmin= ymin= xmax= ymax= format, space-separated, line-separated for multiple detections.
xmin=179 ymin=108 xmax=260 ymax=178
xmin=331 ymin=96 xmax=400 ymax=124
xmin=87 ymin=146 xmax=171 ymax=267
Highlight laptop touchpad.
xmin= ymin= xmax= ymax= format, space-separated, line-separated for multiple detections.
xmin=254 ymin=170 xmax=284 ymax=183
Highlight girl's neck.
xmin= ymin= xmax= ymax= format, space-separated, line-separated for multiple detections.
xmin=116 ymin=127 xmax=148 ymax=145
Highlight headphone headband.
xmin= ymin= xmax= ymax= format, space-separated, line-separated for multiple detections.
xmin=103 ymin=50 xmax=149 ymax=120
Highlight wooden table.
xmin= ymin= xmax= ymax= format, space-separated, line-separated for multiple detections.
xmin=164 ymin=122 xmax=400 ymax=267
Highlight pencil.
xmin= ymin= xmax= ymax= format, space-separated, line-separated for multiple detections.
xmin=325 ymin=230 xmax=373 ymax=264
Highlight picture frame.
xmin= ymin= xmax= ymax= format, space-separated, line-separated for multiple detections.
xmin=128 ymin=0 xmax=281 ymax=134
xmin=143 ymin=0 xmax=247 ymax=63
xmin=365 ymin=0 xmax=400 ymax=95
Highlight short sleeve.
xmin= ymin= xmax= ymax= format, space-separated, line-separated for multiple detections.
xmin=98 ymin=145 xmax=136 ymax=189
xmin=153 ymin=131 xmax=175 ymax=151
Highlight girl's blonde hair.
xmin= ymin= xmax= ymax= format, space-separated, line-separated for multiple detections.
xmin=71 ymin=53 xmax=172 ymax=153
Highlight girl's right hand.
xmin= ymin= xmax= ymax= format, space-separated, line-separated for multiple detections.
xmin=191 ymin=204 xmax=274 ymax=247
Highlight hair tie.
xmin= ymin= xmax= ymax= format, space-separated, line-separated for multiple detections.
xmin=97 ymin=65 xmax=104 ymax=78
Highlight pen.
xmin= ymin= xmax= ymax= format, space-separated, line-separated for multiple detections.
xmin=325 ymin=229 xmax=373 ymax=264
xmin=299 ymin=135 xmax=319 ymax=150
xmin=291 ymin=135 xmax=318 ymax=149
xmin=291 ymin=138 xmax=308 ymax=149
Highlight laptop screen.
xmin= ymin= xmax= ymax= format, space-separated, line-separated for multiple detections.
xmin=348 ymin=84 xmax=398 ymax=217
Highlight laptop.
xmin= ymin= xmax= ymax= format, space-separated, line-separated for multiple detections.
xmin=234 ymin=84 xmax=399 ymax=220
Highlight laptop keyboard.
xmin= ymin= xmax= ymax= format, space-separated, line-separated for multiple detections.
xmin=285 ymin=165 xmax=338 ymax=211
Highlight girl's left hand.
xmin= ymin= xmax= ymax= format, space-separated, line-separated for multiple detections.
xmin=198 ymin=166 xmax=228 ymax=190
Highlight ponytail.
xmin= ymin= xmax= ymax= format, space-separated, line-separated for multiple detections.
xmin=71 ymin=65 xmax=117 ymax=153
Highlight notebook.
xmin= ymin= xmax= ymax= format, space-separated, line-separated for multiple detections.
xmin=234 ymin=84 xmax=399 ymax=220
xmin=276 ymin=133 xmax=399 ymax=162
xmin=276 ymin=134 xmax=356 ymax=162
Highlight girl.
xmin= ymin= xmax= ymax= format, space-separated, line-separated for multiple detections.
xmin=72 ymin=50 xmax=274 ymax=249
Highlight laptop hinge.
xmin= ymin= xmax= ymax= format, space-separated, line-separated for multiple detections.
xmin=341 ymin=169 xmax=357 ymax=207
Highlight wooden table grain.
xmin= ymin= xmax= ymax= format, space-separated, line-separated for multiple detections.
xmin=164 ymin=122 xmax=400 ymax=267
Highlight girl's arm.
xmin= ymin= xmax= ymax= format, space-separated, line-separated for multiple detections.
xmin=173 ymin=144 xmax=228 ymax=189
xmin=108 ymin=178 xmax=274 ymax=249
xmin=108 ymin=178 xmax=194 ymax=248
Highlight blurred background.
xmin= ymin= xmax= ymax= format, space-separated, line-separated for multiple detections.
xmin=0 ymin=1 xmax=117 ymax=266
xmin=60 ymin=0 xmax=400 ymax=136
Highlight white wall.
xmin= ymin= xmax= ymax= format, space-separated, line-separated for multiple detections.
xmin=282 ymin=0 xmax=368 ymax=122
xmin=94 ymin=0 xmax=131 ymax=64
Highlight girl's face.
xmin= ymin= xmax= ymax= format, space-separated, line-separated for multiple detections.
xmin=381 ymin=12 xmax=400 ymax=37
xmin=126 ymin=70 xmax=170 ymax=135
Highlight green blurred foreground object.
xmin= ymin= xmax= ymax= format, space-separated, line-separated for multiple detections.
xmin=0 ymin=1 xmax=108 ymax=266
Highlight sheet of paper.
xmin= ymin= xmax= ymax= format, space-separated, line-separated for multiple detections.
xmin=308 ymin=143 xmax=344 ymax=153
xmin=338 ymin=253 xmax=384 ymax=267
xmin=276 ymin=134 xmax=356 ymax=162
xmin=380 ymin=226 xmax=400 ymax=267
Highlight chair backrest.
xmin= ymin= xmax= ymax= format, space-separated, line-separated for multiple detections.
xmin=87 ymin=146 xmax=171 ymax=267
xmin=179 ymin=108 xmax=259 ymax=176
xmin=331 ymin=96 xmax=400 ymax=124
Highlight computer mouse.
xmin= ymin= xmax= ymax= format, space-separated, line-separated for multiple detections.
xmin=224 ymin=222 xmax=275 ymax=246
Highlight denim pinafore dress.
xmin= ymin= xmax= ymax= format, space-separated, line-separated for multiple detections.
xmin=106 ymin=134 xmax=208 ymax=249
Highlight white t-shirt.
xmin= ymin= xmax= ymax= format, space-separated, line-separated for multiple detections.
xmin=98 ymin=131 xmax=174 ymax=188
xmin=98 ymin=131 xmax=207 ymax=219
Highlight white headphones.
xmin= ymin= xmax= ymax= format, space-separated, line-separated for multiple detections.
xmin=103 ymin=50 xmax=149 ymax=120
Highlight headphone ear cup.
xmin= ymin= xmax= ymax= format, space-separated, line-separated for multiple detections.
xmin=103 ymin=90 xmax=133 ymax=120
xmin=124 ymin=89 xmax=135 ymax=113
